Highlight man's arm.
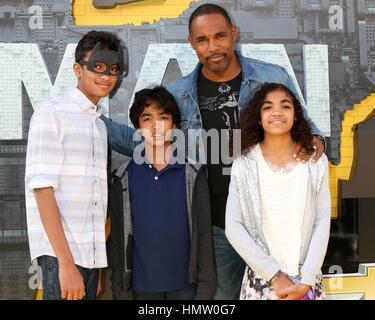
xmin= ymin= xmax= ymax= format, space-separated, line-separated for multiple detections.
xmin=34 ymin=187 xmax=85 ymax=300
xmin=100 ymin=115 xmax=139 ymax=157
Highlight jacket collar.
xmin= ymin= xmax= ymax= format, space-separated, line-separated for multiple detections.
xmin=182 ymin=50 xmax=261 ymax=97
xmin=115 ymin=157 xmax=203 ymax=178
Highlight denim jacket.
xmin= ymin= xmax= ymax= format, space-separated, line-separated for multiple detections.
xmin=102 ymin=51 xmax=322 ymax=161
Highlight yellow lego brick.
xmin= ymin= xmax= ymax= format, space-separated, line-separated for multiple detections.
xmin=323 ymin=265 xmax=375 ymax=299
xmin=353 ymin=115 xmax=369 ymax=123
xmin=330 ymin=167 xmax=351 ymax=179
xmin=329 ymin=181 xmax=339 ymax=191
xmin=72 ymin=5 xmax=86 ymax=16
xmin=337 ymin=156 xmax=354 ymax=168
xmin=340 ymin=136 xmax=355 ymax=147
xmin=340 ymin=146 xmax=354 ymax=157
xmin=329 ymin=169 xmax=340 ymax=178
xmin=329 ymin=186 xmax=338 ymax=194
xmin=35 ymin=289 xmax=42 ymax=300
xmin=84 ymin=5 xmax=123 ymax=16
xmin=328 ymin=182 xmax=338 ymax=191
xmin=328 ymin=177 xmax=338 ymax=185
xmin=339 ymin=131 xmax=354 ymax=138
xmin=74 ymin=0 xmax=90 ymax=4
xmin=73 ymin=0 xmax=197 ymax=26
xmin=341 ymin=117 xmax=355 ymax=127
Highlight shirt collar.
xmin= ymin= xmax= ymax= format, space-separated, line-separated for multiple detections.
xmin=142 ymin=160 xmax=185 ymax=174
xmin=70 ymin=87 xmax=103 ymax=115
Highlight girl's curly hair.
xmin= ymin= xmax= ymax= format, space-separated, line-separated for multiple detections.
xmin=239 ymin=83 xmax=314 ymax=156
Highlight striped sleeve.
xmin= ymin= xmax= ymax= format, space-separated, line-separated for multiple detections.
xmin=25 ymin=106 xmax=64 ymax=191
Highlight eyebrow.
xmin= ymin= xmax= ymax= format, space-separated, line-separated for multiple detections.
xmin=194 ymin=31 xmax=228 ymax=41
xmin=262 ymin=99 xmax=292 ymax=105
xmin=141 ymin=111 xmax=169 ymax=117
xmin=195 ymin=35 xmax=207 ymax=41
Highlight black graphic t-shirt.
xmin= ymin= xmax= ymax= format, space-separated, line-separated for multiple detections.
xmin=198 ymin=71 xmax=242 ymax=229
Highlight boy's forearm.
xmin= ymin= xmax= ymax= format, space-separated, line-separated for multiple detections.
xmin=34 ymin=187 xmax=74 ymax=266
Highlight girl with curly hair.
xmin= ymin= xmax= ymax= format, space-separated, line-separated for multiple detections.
xmin=225 ymin=83 xmax=331 ymax=300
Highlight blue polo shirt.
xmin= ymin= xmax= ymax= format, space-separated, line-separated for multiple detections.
xmin=128 ymin=160 xmax=190 ymax=293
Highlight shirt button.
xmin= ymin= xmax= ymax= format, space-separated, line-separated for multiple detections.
xmin=149 ymin=165 xmax=152 ymax=169
xmin=94 ymin=202 xmax=97 ymax=205
xmin=154 ymin=176 xmax=159 ymax=181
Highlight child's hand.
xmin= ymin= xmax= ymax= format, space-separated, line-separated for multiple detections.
xmin=271 ymin=274 xmax=295 ymax=299
xmin=59 ymin=262 xmax=85 ymax=300
xmin=278 ymin=284 xmax=311 ymax=300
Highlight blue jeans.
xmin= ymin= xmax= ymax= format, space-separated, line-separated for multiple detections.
xmin=213 ymin=225 xmax=246 ymax=300
xmin=37 ymin=255 xmax=99 ymax=300
xmin=133 ymin=283 xmax=196 ymax=300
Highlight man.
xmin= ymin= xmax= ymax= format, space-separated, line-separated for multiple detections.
xmin=25 ymin=31 xmax=125 ymax=300
xmin=102 ymin=4 xmax=325 ymax=299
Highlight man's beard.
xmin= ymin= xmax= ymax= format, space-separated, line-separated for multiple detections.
xmin=205 ymin=54 xmax=230 ymax=73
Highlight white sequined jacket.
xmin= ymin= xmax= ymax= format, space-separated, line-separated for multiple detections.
xmin=225 ymin=147 xmax=331 ymax=286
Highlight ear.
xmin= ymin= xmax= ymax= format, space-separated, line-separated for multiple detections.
xmin=188 ymin=35 xmax=194 ymax=49
xmin=73 ymin=62 xmax=83 ymax=79
xmin=230 ymin=25 xmax=238 ymax=42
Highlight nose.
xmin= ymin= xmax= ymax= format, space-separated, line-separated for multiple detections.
xmin=271 ymin=106 xmax=283 ymax=116
xmin=99 ymin=73 xmax=110 ymax=80
xmin=208 ymin=38 xmax=219 ymax=52
xmin=153 ymin=120 xmax=164 ymax=133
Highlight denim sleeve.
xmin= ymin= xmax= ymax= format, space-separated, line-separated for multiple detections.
xmin=100 ymin=115 xmax=138 ymax=157
xmin=284 ymin=69 xmax=325 ymax=141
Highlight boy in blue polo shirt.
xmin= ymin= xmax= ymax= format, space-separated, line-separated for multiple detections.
xmin=108 ymin=86 xmax=216 ymax=300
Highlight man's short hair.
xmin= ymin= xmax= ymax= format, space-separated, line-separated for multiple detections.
xmin=129 ymin=86 xmax=181 ymax=129
xmin=75 ymin=30 xmax=121 ymax=63
xmin=188 ymin=3 xmax=233 ymax=34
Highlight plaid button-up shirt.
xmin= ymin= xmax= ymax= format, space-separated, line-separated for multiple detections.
xmin=25 ymin=88 xmax=108 ymax=268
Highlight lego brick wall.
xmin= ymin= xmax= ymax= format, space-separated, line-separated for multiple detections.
xmin=1 ymin=0 xmax=375 ymax=299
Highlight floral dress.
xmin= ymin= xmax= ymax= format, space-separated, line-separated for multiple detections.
xmin=240 ymin=266 xmax=325 ymax=300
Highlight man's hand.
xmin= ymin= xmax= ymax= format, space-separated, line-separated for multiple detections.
xmin=59 ymin=262 xmax=85 ymax=300
xmin=278 ymin=284 xmax=311 ymax=300
xmin=270 ymin=274 xmax=295 ymax=299
xmin=293 ymin=136 xmax=325 ymax=163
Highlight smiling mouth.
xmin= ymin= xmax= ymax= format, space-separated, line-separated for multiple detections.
xmin=96 ymin=82 xmax=111 ymax=88
xmin=207 ymin=53 xmax=225 ymax=61
xmin=269 ymin=120 xmax=286 ymax=124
